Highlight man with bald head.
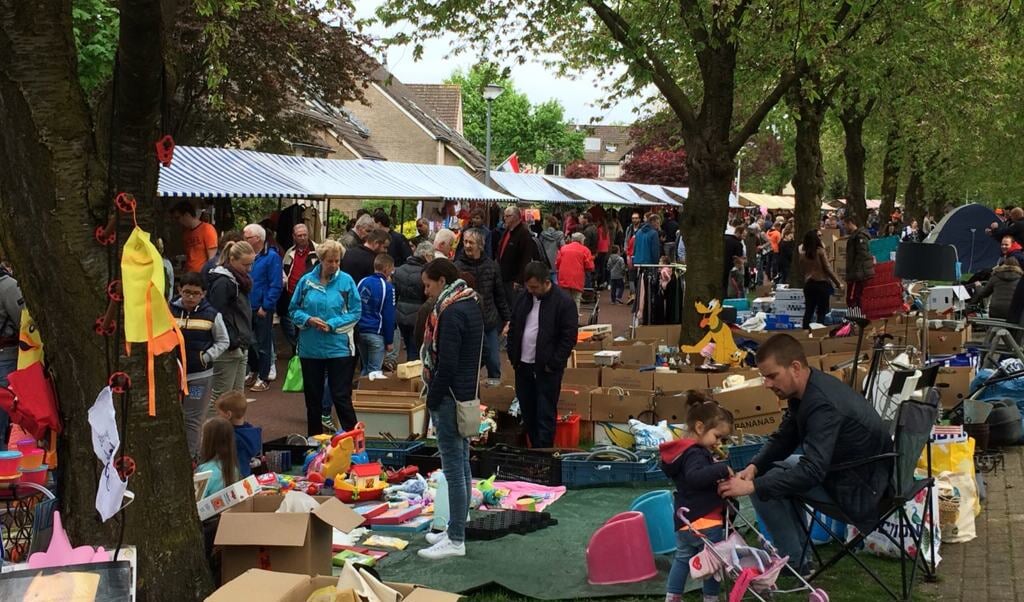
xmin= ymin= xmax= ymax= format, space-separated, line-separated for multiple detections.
xmin=281 ymin=223 xmax=319 ymax=353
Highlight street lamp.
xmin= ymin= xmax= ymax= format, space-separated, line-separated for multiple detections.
xmin=482 ymin=83 xmax=504 ymax=187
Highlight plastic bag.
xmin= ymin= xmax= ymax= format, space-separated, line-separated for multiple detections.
xmin=282 ymin=355 xmax=304 ymax=392
xmin=628 ymin=419 xmax=674 ymax=451
xmin=853 ymin=480 xmax=941 ymax=567
xmin=936 ymin=471 xmax=977 ymax=543
xmin=276 ymin=490 xmax=319 ymax=513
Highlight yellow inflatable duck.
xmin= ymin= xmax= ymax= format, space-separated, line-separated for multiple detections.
xmin=17 ymin=308 xmax=43 ymax=370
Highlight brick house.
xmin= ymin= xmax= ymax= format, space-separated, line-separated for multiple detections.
xmin=547 ymin=124 xmax=634 ymax=180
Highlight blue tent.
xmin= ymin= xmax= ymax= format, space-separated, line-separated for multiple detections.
xmin=924 ymin=203 xmax=1001 ymax=273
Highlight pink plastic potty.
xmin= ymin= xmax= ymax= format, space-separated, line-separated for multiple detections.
xmin=586 ymin=511 xmax=658 ymax=585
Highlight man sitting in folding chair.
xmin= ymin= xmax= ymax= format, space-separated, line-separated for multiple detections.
xmin=718 ymin=333 xmax=893 ymax=576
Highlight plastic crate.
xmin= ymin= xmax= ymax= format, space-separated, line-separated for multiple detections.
xmin=723 ymin=298 xmax=750 ymax=311
xmin=366 ymin=439 xmax=426 ymax=468
xmin=726 ymin=442 xmax=766 ymax=471
xmin=553 ymin=415 xmax=581 ymax=448
xmin=263 ymin=435 xmax=319 ymax=469
xmin=484 ymin=445 xmax=562 ymax=485
xmin=561 ymin=457 xmax=661 ymax=488
xmin=405 ymin=445 xmax=491 ymax=477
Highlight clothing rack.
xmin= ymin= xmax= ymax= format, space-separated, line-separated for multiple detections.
xmin=632 ymin=264 xmax=686 ymax=330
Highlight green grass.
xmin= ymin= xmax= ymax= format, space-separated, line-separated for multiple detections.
xmin=462 ymin=544 xmax=939 ymax=601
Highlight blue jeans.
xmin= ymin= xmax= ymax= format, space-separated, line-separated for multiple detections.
xmin=431 ymin=395 xmax=472 ymax=542
xmin=483 ymin=327 xmax=501 ymax=380
xmin=610 ymin=278 xmax=625 ymax=303
xmin=667 ymin=526 xmax=723 ymax=595
xmin=248 ymin=311 xmax=274 ymax=381
xmin=0 ymin=356 xmax=15 ymax=445
xmin=399 ymin=323 xmax=419 ymax=361
xmin=385 ymin=326 xmax=400 ymax=365
xmin=358 ymin=332 xmax=385 ymax=376
xmin=750 ymin=455 xmax=835 ymax=570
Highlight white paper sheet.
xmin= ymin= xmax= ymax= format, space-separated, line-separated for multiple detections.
xmin=88 ymin=387 xmax=131 ymax=522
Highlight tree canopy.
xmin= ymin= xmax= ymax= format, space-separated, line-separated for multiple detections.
xmin=447 ymin=63 xmax=584 ymax=168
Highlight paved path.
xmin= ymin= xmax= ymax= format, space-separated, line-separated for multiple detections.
xmin=921 ymin=447 xmax=1024 ymax=601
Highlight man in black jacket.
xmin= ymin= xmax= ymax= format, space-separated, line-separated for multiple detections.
xmin=342 ymin=229 xmax=388 ymax=285
xmin=374 ymin=212 xmax=412 ymax=268
xmin=508 ymin=262 xmax=578 ymax=448
xmin=497 ymin=206 xmax=537 ymax=306
xmin=719 ymin=334 xmax=892 ymax=573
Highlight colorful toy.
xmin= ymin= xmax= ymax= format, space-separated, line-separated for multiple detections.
xmin=333 ymin=461 xmax=387 ymax=503
xmin=319 ymin=436 xmax=354 ymax=481
xmin=383 ymin=473 xmax=427 ymax=502
xmin=385 ymin=465 xmax=419 ymax=484
xmin=682 ymin=299 xmax=741 ymax=366
xmin=477 ymin=475 xmax=510 ymax=507
xmin=28 ymin=512 xmax=108 ymax=569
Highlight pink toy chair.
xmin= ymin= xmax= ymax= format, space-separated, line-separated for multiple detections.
xmin=586 ymin=511 xmax=658 ymax=585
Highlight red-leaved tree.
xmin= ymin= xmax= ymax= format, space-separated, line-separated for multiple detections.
xmin=565 ymin=160 xmax=599 ymax=179
xmin=621 ymin=147 xmax=688 ymax=186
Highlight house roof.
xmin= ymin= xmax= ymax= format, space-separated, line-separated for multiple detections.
xmin=573 ymin=124 xmax=634 ymax=165
xmin=405 ymin=84 xmax=463 ymax=134
xmin=297 ymin=98 xmax=386 ymax=161
xmin=370 ymin=64 xmax=486 ymax=171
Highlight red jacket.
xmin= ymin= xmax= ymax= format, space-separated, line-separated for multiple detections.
xmin=556 ymin=241 xmax=594 ymax=292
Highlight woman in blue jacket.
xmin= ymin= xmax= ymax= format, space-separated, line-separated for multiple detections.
xmin=289 ymin=240 xmax=362 ymax=436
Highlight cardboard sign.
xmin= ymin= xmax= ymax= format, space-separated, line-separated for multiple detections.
xmin=652 ymin=371 xmax=710 ymax=392
xmin=590 ymin=388 xmax=654 ymax=422
xmin=214 ymin=496 xmax=364 ymax=583
xmin=600 ymin=367 xmax=654 ymax=390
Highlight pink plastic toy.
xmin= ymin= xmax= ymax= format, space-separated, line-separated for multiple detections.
xmin=585 ymin=511 xmax=657 ymax=585
xmin=28 ymin=511 xmax=108 ymax=569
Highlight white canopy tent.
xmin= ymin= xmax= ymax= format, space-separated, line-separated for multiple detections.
xmin=738 ymin=192 xmax=795 ymax=210
xmin=626 ymin=183 xmax=681 ymax=206
xmin=489 ymin=171 xmax=578 ymax=203
xmin=593 ymin=180 xmax=658 ymax=206
xmin=542 ymin=176 xmax=635 ymax=206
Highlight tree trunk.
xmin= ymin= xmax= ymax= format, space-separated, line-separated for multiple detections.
xmin=0 ymin=2 xmax=212 ymax=600
xmin=879 ymin=122 xmax=901 ymax=221
xmin=788 ymin=86 xmax=827 ymax=286
xmin=840 ymin=96 xmax=873 ymax=226
xmin=904 ymin=155 xmax=926 ymax=228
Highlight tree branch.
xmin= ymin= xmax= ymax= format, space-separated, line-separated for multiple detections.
xmin=677 ymin=0 xmax=710 ymax=48
xmin=586 ymin=0 xmax=700 ymax=134
xmin=728 ymin=66 xmax=803 ymax=156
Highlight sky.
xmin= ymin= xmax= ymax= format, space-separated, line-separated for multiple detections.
xmin=354 ymin=1 xmax=649 ymax=125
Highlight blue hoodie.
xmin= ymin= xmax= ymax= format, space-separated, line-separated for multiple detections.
xmin=632 ymin=223 xmax=661 ymax=266
xmin=357 ymin=273 xmax=396 ymax=346
xmin=250 ymin=245 xmax=283 ymax=313
xmin=234 ymin=422 xmax=262 ymax=478
xmin=289 ymin=265 xmax=362 ymax=359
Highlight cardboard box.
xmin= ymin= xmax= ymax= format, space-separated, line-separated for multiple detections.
xmin=633 ymin=324 xmax=682 ymax=344
xmin=654 ymin=391 xmax=693 ymax=423
xmin=707 ymin=370 xmax=762 ymax=389
xmin=207 ymin=569 xmax=461 ymax=602
xmin=352 ymin=390 xmax=426 ymax=438
xmin=197 ymin=475 xmax=261 ymax=521
xmin=396 ymin=360 xmax=423 ymax=380
xmin=652 ymin=371 xmax=710 ymax=392
xmin=713 ymin=383 xmax=783 ymax=436
xmin=214 ymin=496 xmax=364 ymax=583
xmin=926 ymin=286 xmax=970 ymax=313
xmin=934 ymin=366 xmax=974 ymax=409
xmin=480 ymin=382 xmax=517 ymax=412
xmin=501 ymin=358 xmax=515 ymax=384
xmin=600 ymin=367 xmax=655 ymax=390
xmin=613 ymin=342 xmax=656 ymax=367
xmin=805 ymin=355 xmax=827 ymax=371
xmin=590 ymin=388 xmax=655 ymax=422
xmin=920 ymin=326 xmax=971 ymax=356
xmin=564 ymin=367 xmax=601 ymax=387
xmin=558 ymin=385 xmax=594 ymax=419
xmin=819 ymin=337 xmax=861 ymax=356
xmin=358 ymin=375 xmax=423 ymax=393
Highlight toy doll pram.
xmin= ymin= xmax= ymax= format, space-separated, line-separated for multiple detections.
xmin=678 ymin=503 xmax=829 ymax=601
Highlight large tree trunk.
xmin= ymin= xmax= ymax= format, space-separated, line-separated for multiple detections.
xmin=903 ymin=154 xmax=926 ymax=228
xmin=840 ymin=95 xmax=873 ymax=226
xmin=0 ymin=2 xmax=212 ymax=600
xmin=879 ymin=122 xmax=901 ymax=221
xmin=788 ymin=85 xmax=827 ymax=286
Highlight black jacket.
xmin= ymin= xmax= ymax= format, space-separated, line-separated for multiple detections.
xmin=660 ymin=438 xmax=730 ymax=528
xmin=507 ymin=284 xmax=577 ymax=373
xmin=393 ymin=256 xmax=427 ymax=327
xmin=582 ymin=224 xmax=598 ymax=253
xmin=455 ymin=255 xmax=510 ymax=331
xmin=206 ymin=266 xmax=254 ymax=351
xmin=497 ymin=223 xmax=536 ymax=284
xmin=751 ymin=369 xmax=892 ymax=531
xmin=723 ymin=233 xmax=745 ymax=295
xmin=426 ymin=297 xmax=484 ymax=410
xmin=991 ymin=218 xmax=1024 ymax=246
xmin=387 ymin=230 xmax=412 ymax=267
xmin=342 ymin=244 xmax=377 ymax=285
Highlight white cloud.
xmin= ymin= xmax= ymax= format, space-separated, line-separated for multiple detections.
xmin=354 ymin=1 xmax=650 ymax=125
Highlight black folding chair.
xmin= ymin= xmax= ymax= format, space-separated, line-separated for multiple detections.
xmin=790 ymin=388 xmax=940 ymax=601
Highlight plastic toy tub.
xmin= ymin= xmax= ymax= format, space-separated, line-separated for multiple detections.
xmin=19 ymin=448 xmax=44 ymax=471
xmin=19 ymin=465 xmax=48 ymax=486
xmin=0 ymin=450 xmax=23 ymax=475
xmin=15 ymin=438 xmax=36 ymax=454
xmin=0 ymin=473 xmax=21 ymax=485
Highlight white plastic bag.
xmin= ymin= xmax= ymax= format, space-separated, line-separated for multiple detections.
xmin=853 ymin=481 xmax=941 ymax=567
xmin=936 ymin=471 xmax=977 ymax=543
xmin=628 ymin=419 xmax=674 ymax=450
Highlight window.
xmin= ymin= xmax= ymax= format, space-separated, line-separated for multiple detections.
xmin=584 ymin=137 xmax=601 ymax=152
xmin=605 ymin=144 xmax=617 ymax=153
xmin=599 ymin=164 xmax=608 ymax=178
xmin=546 ymin=163 xmax=564 ymax=176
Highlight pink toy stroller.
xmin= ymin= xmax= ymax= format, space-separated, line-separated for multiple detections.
xmin=678 ymin=504 xmax=829 ymax=602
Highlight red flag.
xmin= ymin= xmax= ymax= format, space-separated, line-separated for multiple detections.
xmin=496 ymin=152 xmax=520 ymax=173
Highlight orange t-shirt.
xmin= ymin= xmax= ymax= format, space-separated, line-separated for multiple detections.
xmin=183 ymin=222 xmax=217 ymax=273
xmin=766 ymin=229 xmax=781 ymax=253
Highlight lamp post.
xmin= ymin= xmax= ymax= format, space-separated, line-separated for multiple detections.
xmin=482 ymin=83 xmax=504 ymax=188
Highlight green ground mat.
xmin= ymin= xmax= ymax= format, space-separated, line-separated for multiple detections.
xmin=374 ymin=486 xmax=678 ymax=600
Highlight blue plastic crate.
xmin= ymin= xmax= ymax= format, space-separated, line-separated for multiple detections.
xmin=561 ymin=458 xmax=661 ymax=488
xmin=366 ymin=440 xmax=426 ymax=468
xmin=726 ymin=442 xmax=765 ymax=471
xmin=723 ymin=298 xmax=750 ymax=311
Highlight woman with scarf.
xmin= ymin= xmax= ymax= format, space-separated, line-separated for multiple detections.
xmin=418 ymin=258 xmax=484 ymax=561
xmin=207 ymin=240 xmax=256 ymax=409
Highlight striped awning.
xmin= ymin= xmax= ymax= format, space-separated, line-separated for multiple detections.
xmin=543 ymin=176 xmax=633 ymax=205
xmin=625 ymin=183 xmax=681 ymax=206
xmin=489 ymin=171 xmax=578 ymax=203
xmin=593 ymin=180 xmax=657 ymax=206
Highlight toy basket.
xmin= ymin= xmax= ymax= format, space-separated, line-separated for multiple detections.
xmin=484 ymin=445 xmax=562 ymax=485
xmin=561 ymin=457 xmax=661 ymax=488
xmin=366 ymin=439 xmax=426 ymax=468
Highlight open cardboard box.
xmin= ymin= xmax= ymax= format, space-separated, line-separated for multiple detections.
xmin=633 ymin=324 xmax=682 ymax=344
xmin=558 ymin=385 xmax=594 ymax=419
xmin=480 ymin=381 xmax=517 ymax=412
xmin=214 ymin=496 xmax=365 ymax=583
xmin=934 ymin=365 xmax=974 ymax=409
xmin=207 ymin=569 xmax=461 ymax=602
xmin=590 ymin=388 xmax=654 ymax=422
xmin=600 ymin=367 xmax=654 ymax=390
xmin=713 ymin=381 xmax=783 ymax=436
xmin=653 ymin=371 xmax=710 ymax=392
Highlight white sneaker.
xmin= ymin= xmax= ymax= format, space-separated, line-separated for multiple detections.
xmin=485 ymin=378 xmax=501 ymax=387
xmin=268 ymin=364 xmax=277 ymax=381
xmin=417 ymin=536 xmax=465 ymax=560
xmin=425 ymin=530 xmax=447 ymax=545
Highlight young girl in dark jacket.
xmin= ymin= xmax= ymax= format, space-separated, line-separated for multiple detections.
xmin=658 ymin=392 xmax=735 ymax=602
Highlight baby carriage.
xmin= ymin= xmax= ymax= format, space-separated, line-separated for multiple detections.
xmin=578 ymin=287 xmax=600 ymax=327
xmin=679 ymin=503 xmax=829 ymax=601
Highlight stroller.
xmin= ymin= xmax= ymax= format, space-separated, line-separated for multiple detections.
xmin=578 ymin=287 xmax=600 ymax=327
xmin=678 ymin=502 xmax=829 ymax=601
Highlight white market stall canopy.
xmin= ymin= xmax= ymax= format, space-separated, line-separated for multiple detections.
xmin=543 ymin=176 xmax=636 ymax=206
xmin=489 ymin=171 xmax=577 ymax=203
xmin=159 ymin=146 xmax=513 ymax=202
xmin=627 ymin=183 xmax=680 ymax=206
xmin=594 ymin=180 xmax=658 ymax=206
xmin=739 ymin=192 xmax=795 ymax=210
